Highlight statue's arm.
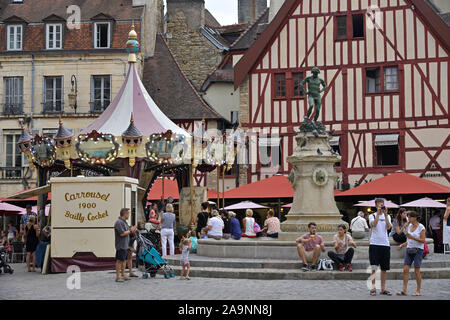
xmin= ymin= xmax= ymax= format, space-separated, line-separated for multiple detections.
xmin=320 ymin=79 xmax=327 ymax=93
xmin=300 ymin=77 xmax=308 ymax=95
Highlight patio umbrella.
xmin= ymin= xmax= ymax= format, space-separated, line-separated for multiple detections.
xmin=0 ymin=202 xmax=23 ymax=230
xmin=401 ymin=198 xmax=446 ymax=208
xmin=401 ymin=198 xmax=446 ymax=229
xmin=353 ymin=199 xmax=400 ymax=208
xmin=282 ymin=203 xmax=292 ymax=208
xmin=224 ymin=201 xmax=269 ymax=210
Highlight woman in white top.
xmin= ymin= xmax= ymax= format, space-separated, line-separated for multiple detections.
xmin=242 ymin=209 xmax=256 ymax=238
xmin=397 ymin=211 xmax=426 ymax=297
xmin=207 ymin=210 xmax=224 ymax=240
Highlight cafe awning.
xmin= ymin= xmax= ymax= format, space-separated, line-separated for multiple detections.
xmin=374 ymin=134 xmax=399 ymax=146
xmin=337 ymin=172 xmax=450 ymax=197
xmin=5 ymin=185 xmax=51 ymax=200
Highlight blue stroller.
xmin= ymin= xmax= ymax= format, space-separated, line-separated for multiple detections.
xmin=136 ymin=234 xmax=175 ymax=279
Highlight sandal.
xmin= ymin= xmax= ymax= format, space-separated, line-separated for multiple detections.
xmin=370 ymin=289 xmax=377 ymax=296
xmin=380 ymin=290 xmax=392 ymax=296
xmin=412 ymin=292 xmax=421 ymax=296
xmin=396 ymin=291 xmax=407 ymax=296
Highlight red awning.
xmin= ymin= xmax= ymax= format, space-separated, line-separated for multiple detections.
xmin=223 ymin=175 xmax=343 ymax=199
xmin=337 ymin=173 xmax=450 ymax=197
xmin=147 ymin=179 xmax=221 ymax=201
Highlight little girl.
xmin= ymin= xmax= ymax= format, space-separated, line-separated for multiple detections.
xmin=179 ymin=237 xmax=191 ymax=280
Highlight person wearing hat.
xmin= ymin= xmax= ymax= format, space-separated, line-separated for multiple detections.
xmin=20 ymin=205 xmax=38 ymax=239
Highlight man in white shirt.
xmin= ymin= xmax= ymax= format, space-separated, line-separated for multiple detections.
xmin=368 ymin=198 xmax=392 ymax=297
xmin=350 ymin=211 xmax=370 ymax=239
xmin=428 ymin=212 xmax=442 ymax=253
xmin=207 ymin=210 xmax=224 ymax=240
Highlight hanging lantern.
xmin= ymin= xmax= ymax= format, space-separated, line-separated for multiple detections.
xmin=122 ymin=114 xmax=143 ymax=167
xmin=54 ymin=118 xmax=74 ymax=169
xmin=17 ymin=124 xmax=35 ymax=168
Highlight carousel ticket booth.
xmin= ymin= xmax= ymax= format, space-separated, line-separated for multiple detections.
xmin=50 ymin=177 xmax=139 ymax=272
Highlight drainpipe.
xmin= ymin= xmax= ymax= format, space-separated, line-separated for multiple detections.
xmin=30 ymin=54 xmax=35 ymax=130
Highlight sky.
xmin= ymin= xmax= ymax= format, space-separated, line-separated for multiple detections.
xmin=164 ymin=0 xmax=270 ymax=26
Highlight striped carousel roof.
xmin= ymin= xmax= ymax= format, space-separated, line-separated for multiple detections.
xmin=80 ymin=62 xmax=190 ymax=137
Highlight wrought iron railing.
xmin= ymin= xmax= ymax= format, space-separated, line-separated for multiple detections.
xmin=0 ymin=167 xmax=22 ymax=180
xmin=42 ymin=101 xmax=64 ymax=113
xmin=90 ymin=101 xmax=109 ymax=113
xmin=3 ymin=103 xmax=24 ymax=115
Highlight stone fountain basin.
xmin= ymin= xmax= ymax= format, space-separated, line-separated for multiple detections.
xmin=197 ymin=238 xmax=434 ymax=260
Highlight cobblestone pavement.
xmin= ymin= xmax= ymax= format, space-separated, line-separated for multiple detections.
xmin=1 ymin=263 xmax=449 ymax=300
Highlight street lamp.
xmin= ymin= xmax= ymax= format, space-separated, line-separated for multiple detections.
xmin=68 ymin=75 xmax=78 ymax=113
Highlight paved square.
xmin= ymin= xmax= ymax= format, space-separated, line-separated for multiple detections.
xmin=1 ymin=263 xmax=449 ymax=300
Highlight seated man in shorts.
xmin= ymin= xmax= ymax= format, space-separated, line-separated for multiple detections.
xmin=296 ymin=222 xmax=326 ymax=271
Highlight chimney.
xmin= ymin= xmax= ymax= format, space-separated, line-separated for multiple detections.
xmin=238 ymin=0 xmax=267 ymax=24
xmin=269 ymin=0 xmax=286 ymax=22
xmin=167 ymin=0 xmax=205 ymax=30
xmin=133 ymin=0 xmax=164 ymax=58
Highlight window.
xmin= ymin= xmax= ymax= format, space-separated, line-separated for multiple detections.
xmin=330 ymin=136 xmax=341 ymax=167
xmin=336 ymin=14 xmax=365 ymax=40
xmin=352 ymin=14 xmax=364 ymax=38
xmin=43 ymin=76 xmax=63 ymax=113
xmin=293 ymin=72 xmax=304 ymax=97
xmin=384 ymin=67 xmax=398 ymax=91
xmin=366 ymin=68 xmax=381 ymax=93
xmin=4 ymin=134 xmax=22 ymax=179
xmin=91 ymin=75 xmax=111 ymax=112
xmin=374 ymin=134 xmax=399 ymax=166
xmin=94 ymin=22 xmax=110 ymax=48
xmin=275 ymin=74 xmax=286 ymax=98
xmin=7 ymin=25 xmax=22 ymax=50
xmin=336 ymin=16 xmax=347 ymax=40
xmin=259 ymin=137 xmax=281 ymax=171
xmin=46 ymin=24 xmax=62 ymax=49
xmin=3 ymin=77 xmax=23 ymax=114
xmin=231 ymin=111 xmax=239 ymax=124
xmin=366 ymin=66 xmax=399 ymax=94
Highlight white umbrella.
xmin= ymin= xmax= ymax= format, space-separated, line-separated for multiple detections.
xmin=354 ymin=199 xmax=400 ymax=208
xmin=401 ymin=198 xmax=446 ymax=208
xmin=224 ymin=201 xmax=269 ymax=210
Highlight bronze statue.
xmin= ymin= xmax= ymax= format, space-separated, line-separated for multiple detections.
xmin=300 ymin=67 xmax=327 ymax=123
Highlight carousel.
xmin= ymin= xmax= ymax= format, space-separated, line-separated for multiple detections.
xmin=11 ymin=26 xmax=239 ymax=272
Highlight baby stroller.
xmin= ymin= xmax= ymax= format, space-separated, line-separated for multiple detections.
xmin=0 ymin=246 xmax=14 ymax=275
xmin=136 ymin=234 xmax=175 ymax=279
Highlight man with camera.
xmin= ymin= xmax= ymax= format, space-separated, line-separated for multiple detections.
xmin=368 ymin=198 xmax=392 ymax=296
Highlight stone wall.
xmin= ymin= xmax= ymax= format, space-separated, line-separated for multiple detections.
xmin=166 ymin=10 xmax=224 ymax=89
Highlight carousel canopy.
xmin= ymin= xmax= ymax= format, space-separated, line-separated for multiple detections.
xmin=81 ymin=63 xmax=189 ymax=137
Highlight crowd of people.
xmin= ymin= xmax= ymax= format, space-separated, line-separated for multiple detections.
xmin=1 ymin=204 xmax=51 ymax=272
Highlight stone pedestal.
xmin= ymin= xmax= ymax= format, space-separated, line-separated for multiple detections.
xmin=279 ymin=132 xmax=347 ymax=241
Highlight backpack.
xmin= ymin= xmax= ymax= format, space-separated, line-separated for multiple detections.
xmin=253 ymin=222 xmax=261 ymax=233
xmin=317 ymin=259 xmax=334 ymax=271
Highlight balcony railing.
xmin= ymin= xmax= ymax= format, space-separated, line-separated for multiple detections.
xmin=90 ymin=101 xmax=109 ymax=113
xmin=42 ymin=101 xmax=64 ymax=113
xmin=0 ymin=167 xmax=22 ymax=180
xmin=3 ymin=103 xmax=24 ymax=115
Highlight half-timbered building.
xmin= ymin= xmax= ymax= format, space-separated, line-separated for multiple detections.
xmin=234 ymin=0 xmax=450 ymax=188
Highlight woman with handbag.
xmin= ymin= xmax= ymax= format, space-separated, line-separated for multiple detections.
xmin=242 ymin=209 xmax=257 ymax=238
xmin=397 ymin=211 xmax=426 ymax=297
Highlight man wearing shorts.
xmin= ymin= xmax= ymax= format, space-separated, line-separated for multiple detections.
xmin=296 ymin=222 xmax=326 ymax=271
xmin=114 ymin=208 xmax=136 ymax=283
xmin=368 ymin=198 xmax=392 ymax=296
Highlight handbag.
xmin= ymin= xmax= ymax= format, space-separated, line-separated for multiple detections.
xmin=253 ymin=222 xmax=261 ymax=233
xmin=407 ymin=247 xmax=419 ymax=255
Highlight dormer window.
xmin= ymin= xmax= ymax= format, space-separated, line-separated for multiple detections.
xmin=46 ymin=24 xmax=62 ymax=49
xmin=94 ymin=22 xmax=111 ymax=48
xmin=7 ymin=25 xmax=22 ymax=50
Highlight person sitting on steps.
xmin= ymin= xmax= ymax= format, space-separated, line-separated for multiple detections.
xmin=328 ymin=224 xmax=357 ymax=272
xmin=296 ymin=222 xmax=326 ymax=271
